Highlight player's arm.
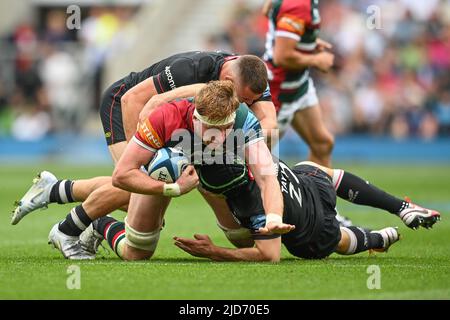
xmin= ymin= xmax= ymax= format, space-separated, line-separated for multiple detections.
xmin=273 ymin=36 xmax=334 ymax=72
xmin=139 ymin=83 xmax=206 ymax=123
xmin=112 ymin=141 xmax=164 ymax=194
xmin=245 ymin=140 xmax=294 ymax=235
xmin=113 ymin=107 xmax=198 ymax=196
xmin=121 ymin=77 xmax=159 ymax=141
xmin=249 ymin=100 xmax=277 ymax=148
xmin=174 ymin=234 xmax=281 ymax=262
xmin=113 ymin=141 xmax=199 ymax=196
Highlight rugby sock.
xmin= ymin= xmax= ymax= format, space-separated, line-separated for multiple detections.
xmin=49 ymin=180 xmax=75 ymax=204
xmin=94 ymin=217 xmax=125 ymax=259
xmin=332 ymin=170 xmax=408 ymax=215
xmin=58 ymin=205 xmax=92 ymax=236
xmin=341 ymin=226 xmax=384 ymax=254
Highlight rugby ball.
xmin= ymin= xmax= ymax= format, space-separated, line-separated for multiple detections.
xmin=147 ymin=147 xmax=189 ymax=183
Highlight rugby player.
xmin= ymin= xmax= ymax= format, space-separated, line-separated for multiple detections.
xmin=11 ymin=52 xmax=278 ymax=259
xmin=263 ymin=0 xmax=335 ymax=166
xmin=173 ymin=160 xmax=441 ymax=262
xmin=262 ymin=0 xmax=353 ymax=228
xmin=82 ymin=81 xmax=292 ymax=261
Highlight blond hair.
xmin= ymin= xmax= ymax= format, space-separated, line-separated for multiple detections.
xmin=195 ymin=80 xmax=240 ymax=123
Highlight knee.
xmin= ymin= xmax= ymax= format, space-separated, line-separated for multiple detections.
xmin=122 ymin=246 xmax=155 ymax=261
xmin=122 ymin=217 xmax=161 ymax=260
xmin=310 ymin=133 xmax=334 ymax=157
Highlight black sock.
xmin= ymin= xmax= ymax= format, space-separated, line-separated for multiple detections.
xmin=58 ymin=205 xmax=92 ymax=236
xmin=335 ymin=171 xmax=408 ymax=215
xmin=49 ymin=180 xmax=75 ymax=204
xmin=342 ymin=226 xmax=384 ymax=254
xmin=94 ymin=216 xmax=117 ymax=236
xmin=94 ymin=217 xmax=125 ymax=256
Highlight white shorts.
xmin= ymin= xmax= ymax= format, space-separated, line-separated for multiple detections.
xmin=277 ymin=78 xmax=319 ymax=134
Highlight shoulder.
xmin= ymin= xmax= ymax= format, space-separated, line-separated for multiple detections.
xmin=235 ymin=104 xmax=261 ymax=131
xmin=274 ymin=0 xmax=312 ymax=32
xmin=278 ymin=0 xmax=310 ymax=17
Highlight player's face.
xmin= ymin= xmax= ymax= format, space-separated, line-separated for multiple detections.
xmin=235 ymin=85 xmax=261 ymax=106
xmin=193 ymin=119 xmax=234 ymax=148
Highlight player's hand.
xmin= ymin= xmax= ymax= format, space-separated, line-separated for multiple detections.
xmin=314 ymin=51 xmax=335 ymax=73
xmin=316 ymin=38 xmax=333 ymax=51
xmin=258 ymin=222 xmax=295 ymax=235
xmin=174 ymin=234 xmax=214 ymax=258
xmin=176 ymin=165 xmax=199 ymax=195
xmin=139 ymin=96 xmax=164 ymax=123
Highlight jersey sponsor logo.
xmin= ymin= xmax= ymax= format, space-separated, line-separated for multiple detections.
xmin=165 ymin=66 xmax=176 ymax=90
xmin=138 ymin=119 xmax=163 ymax=149
xmin=277 ymin=15 xmax=305 ymax=36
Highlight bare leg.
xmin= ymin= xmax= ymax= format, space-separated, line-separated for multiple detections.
xmin=290 ymin=105 xmax=334 ymax=167
xmin=72 ymin=177 xmax=112 ymax=202
xmin=121 ymin=193 xmax=170 ymax=261
xmin=82 ymin=184 xmax=131 ymax=220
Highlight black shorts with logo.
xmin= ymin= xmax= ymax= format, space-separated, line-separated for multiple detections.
xmin=99 ymin=79 xmax=128 ymax=146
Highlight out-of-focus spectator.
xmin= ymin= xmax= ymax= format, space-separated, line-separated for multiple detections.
xmin=39 ymin=43 xmax=81 ymax=132
xmin=434 ymin=91 xmax=450 ymax=135
xmin=43 ymin=10 xmax=73 ymax=44
xmin=0 ymin=4 xmax=139 ymax=139
xmin=9 ymin=90 xmax=51 ymax=141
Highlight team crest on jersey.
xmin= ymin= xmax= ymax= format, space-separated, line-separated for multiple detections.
xmin=277 ymin=15 xmax=305 ymax=36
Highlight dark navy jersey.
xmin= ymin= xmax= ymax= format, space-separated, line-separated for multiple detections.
xmin=122 ymin=51 xmax=272 ymax=105
xmin=225 ymin=160 xmax=332 ymax=244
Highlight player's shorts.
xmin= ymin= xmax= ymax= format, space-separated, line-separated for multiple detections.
xmin=283 ymin=164 xmax=341 ymax=259
xmin=276 ymin=78 xmax=319 ymax=134
xmin=99 ymin=79 xmax=128 ymax=146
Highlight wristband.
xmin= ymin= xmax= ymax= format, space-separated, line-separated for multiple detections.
xmin=265 ymin=213 xmax=282 ymax=225
xmin=163 ymin=183 xmax=181 ymax=197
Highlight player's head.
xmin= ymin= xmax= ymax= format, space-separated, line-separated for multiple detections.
xmin=231 ymin=55 xmax=268 ymax=105
xmin=193 ymin=80 xmax=239 ymax=148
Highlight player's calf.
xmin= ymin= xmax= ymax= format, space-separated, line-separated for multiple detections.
xmin=332 ymin=170 xmax=441 ymax=230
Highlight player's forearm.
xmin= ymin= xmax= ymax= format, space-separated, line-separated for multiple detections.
xmin=112 ymin=168 xmax=165 ymax=195
xmin=209 ymin=246 xmax=278 ymax=262
xmin=274 ymin=50 xmax=318 ymax=71
xmin=261 ymin=178 xmax=284 ymax=218
xmin=153 ymin=83 xmax=205 ymax=104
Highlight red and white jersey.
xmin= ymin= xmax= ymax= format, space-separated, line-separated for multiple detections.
xmin=133 ymin=99 xmax=195 ymax=152
xmin=264 ymin=0 xmax=321 ymax=61
xmin=263 ymin=0 xmax=321 ymax=112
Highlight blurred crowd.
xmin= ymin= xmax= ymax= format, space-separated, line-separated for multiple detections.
xmin=1 ymin=1 xmax=450 ymax=142
xmin=208 ymin=0 xmax=450 ymax=140
xmin=0 ymin=6 xmax=137 ymax=141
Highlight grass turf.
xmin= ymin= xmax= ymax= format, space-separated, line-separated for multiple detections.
xmin=0 ymin=163 xmax=449 ymax=299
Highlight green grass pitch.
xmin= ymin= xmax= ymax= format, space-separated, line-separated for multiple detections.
xmin=0 ymin=162 xmax=449 ymax=299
